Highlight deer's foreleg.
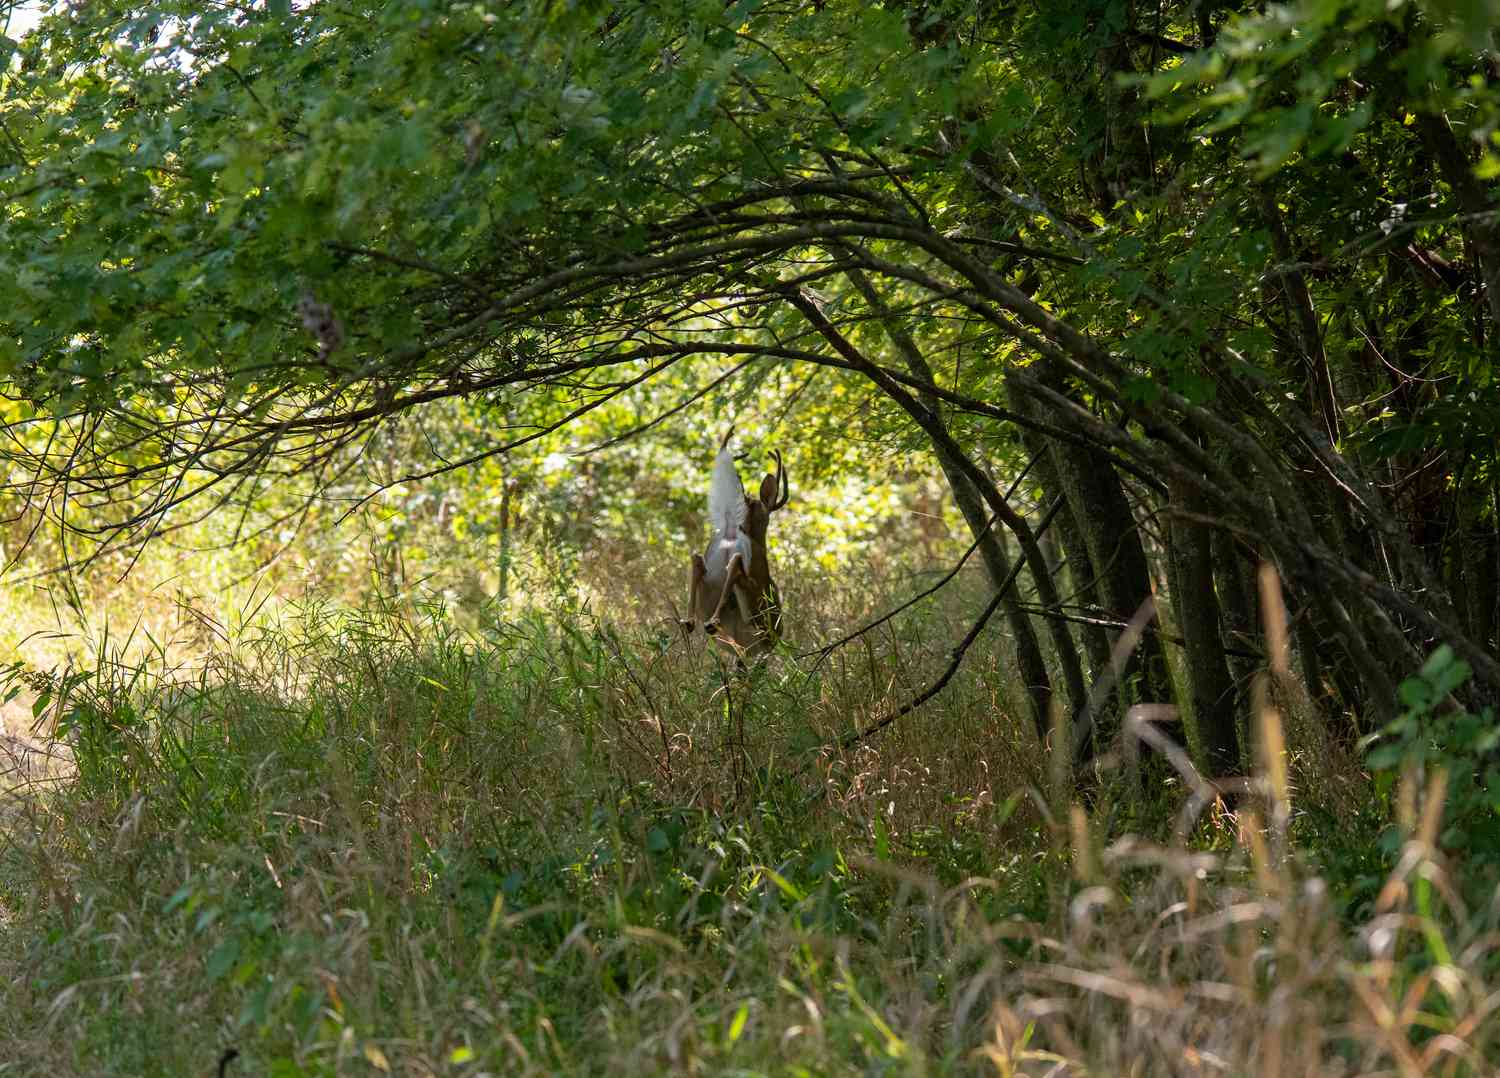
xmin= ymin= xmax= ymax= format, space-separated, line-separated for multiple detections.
xmin=682 ymin=554 xmax=706 ymax=635
xmin=704 ymin=552 xmax=748 ymax=636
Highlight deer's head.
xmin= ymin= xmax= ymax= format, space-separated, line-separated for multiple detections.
xmin=741 ymin=450 xmax=789 ymax=548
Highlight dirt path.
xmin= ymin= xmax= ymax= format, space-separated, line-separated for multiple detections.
xmin=0 ymin=691 xmax=73 ymax=792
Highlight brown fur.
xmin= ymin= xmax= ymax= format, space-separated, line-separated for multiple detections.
xmin=683 ymin=450 xmax=788 ymax=655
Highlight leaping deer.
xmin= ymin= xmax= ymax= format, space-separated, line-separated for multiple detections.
xmin=681 ymin=433 xmax=788 ymax=654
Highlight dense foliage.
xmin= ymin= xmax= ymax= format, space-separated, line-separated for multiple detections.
xmin=6 ymin=0 xmax=1500 ymax=759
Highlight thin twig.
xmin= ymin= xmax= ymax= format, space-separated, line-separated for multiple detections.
xmin=837 ymin=496 xmax=1064 ymax=752
xmin=798 ymin=448 xmax=1043 ymax=664
xmin=795 ymin=510 xmax=997 ymax=664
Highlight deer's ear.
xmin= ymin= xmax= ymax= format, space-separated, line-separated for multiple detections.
xmin=758 ymin=472 xmax=779 ymax=504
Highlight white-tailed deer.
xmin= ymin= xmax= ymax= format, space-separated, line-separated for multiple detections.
xmin=681 ymin=434 xmax=788 ymax=654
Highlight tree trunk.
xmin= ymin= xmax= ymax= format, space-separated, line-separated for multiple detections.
xmin=1211 ymin=528 xmax=1257 ymax=690
xmin=1038 ymin=387 xmax=1175 ymax=762
xmin=1258 ymin=190 xmax=1340 ymax=444
xmin=1453 ymin=482 xmax=1498 ymax=655
xmin=1015 ymin=387 xmax=1114 ymax=686
xmin=1166 ymin=475 xmax=1241 ymax=775
xmin=1415 ymin=110 xmax=1500 ymax=335
xmin=932 ymin=439 xmax=1055 ymax=744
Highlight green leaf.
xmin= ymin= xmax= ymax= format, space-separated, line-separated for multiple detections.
xmin=1420 ymin=644 xmax=1458 ymax=681
xmin=726 ymin=1002 xmax=749 ymax=1044
xmin=760 ymin=867 xmax=805 ymax=903
xmin=993 ymin=790 xmax=1024 ymax=828
xmin=204 ymin=937 xmax=241 ymax=982
xmin=1398 ymin=676 xmax=1433 ymax=711
xmin=1366 ymin=743 xmax=1404 ymax=771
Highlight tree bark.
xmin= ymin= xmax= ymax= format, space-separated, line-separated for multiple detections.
xmin=1455 ymin=483 xmax=1498 ymax=655
xmin=1258 ymin=190 xmax=1340 ymax=445
xmin=1166 ymin=475 xmax=1241 ymax=775
xmin=1211 ymin=527 xmax=1257 ymax=691
xmin=1014 ymin=385 xmax=1114 ymax=686
xmin=1415 ymin=110 xmax=1500 ymax=335
xmin=1035 ymin=377 xmax=1175 ymax=763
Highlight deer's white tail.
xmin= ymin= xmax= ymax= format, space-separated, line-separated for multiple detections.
xmin=707 ymin=448 xmax=746 ymax=538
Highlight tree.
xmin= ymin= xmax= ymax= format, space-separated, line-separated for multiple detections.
xmin=4 ymin=0 xmax=1498 ymax=779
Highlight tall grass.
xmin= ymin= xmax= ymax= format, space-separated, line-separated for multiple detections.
xmin=0 ymin=568 xmax=1495 ymax=1075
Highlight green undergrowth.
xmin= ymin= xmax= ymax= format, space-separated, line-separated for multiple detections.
xmin=1 ymin=602 xmax=1496 ymax=1075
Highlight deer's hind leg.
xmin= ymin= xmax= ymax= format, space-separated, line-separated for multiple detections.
xmin=681 ymin=554 xmax=706 ymax=635
xmin=704 ymin=552 xmax=748 ymax=636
